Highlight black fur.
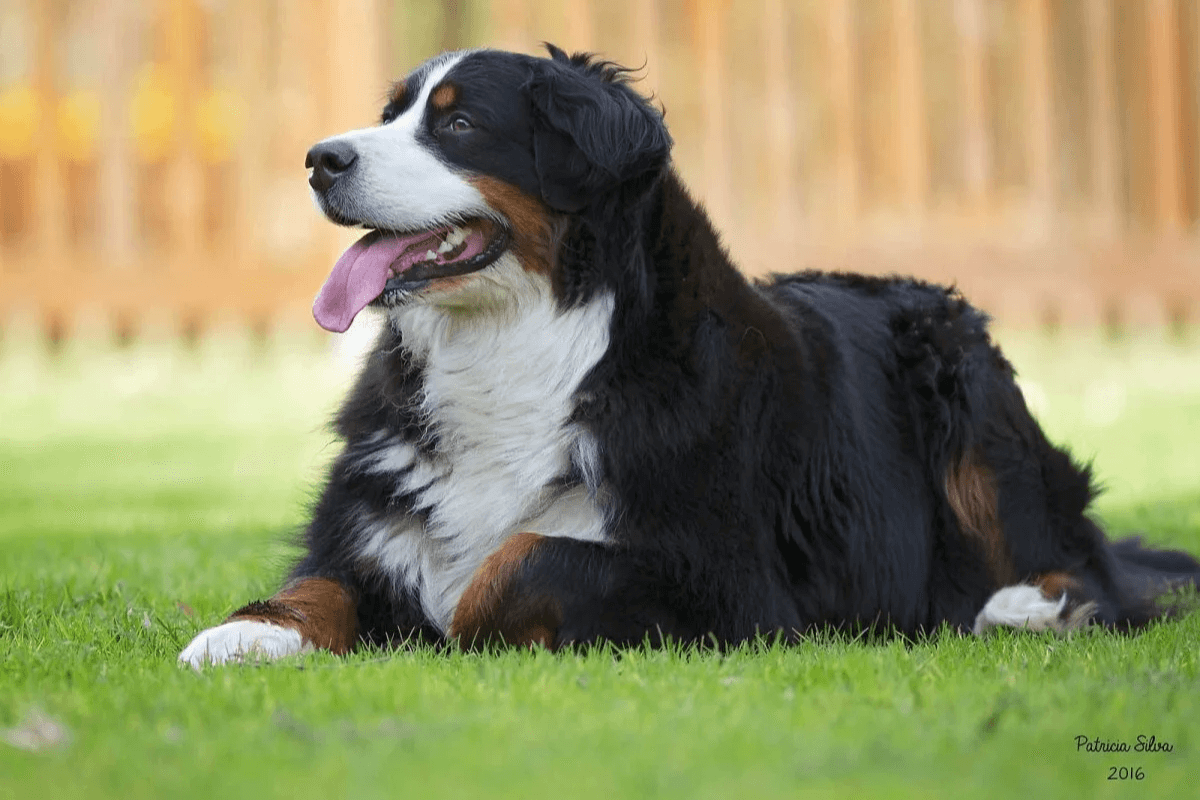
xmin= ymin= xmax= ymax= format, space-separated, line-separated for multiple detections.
xmin=288 ymin=46 xmax=1199 ymax=650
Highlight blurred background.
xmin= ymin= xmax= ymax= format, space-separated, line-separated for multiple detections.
xmin=0 ymin=0 xmax=1198 ymax=341
xmin=0 ymin=0 xmax=1198 ymax=513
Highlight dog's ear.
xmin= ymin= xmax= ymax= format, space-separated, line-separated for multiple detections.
xmin=526 ymin=45 xmax=672 ymax=213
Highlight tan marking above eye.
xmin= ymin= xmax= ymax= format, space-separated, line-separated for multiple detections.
xmin=431 ymin=83 xmax=459 ymax=110
xmin=388 ymin=81 xmax=407 ymax=107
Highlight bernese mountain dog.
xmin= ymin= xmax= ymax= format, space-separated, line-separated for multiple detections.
xmin=180 ymin=45 xmax=1199 ymax=666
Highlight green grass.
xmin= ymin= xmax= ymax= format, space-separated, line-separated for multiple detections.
xmin=2 ymin=328 xmax=1199 ymax=799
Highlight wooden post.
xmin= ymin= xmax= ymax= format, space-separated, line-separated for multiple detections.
xmin=96 ymin=0 xmax=136 ymax=275
xmin=693 ymin=0 xmax=731 ymax=228
xmin=231 ymin=0 xmax=268 ymax=270
xmin=164 ymin=0 xmax=202 ymax=269
xmin=1192 ymin=0 xmax=1200 ymax=231
xmin=325 ymin=0 xmax=384 ymax=142
xmin=1020 ymin=0 xmax=1054 ymax=226
xmin=491 ymin=0 xmax=531 ymax=52
xmin=956 ymin=0 xmax=989 ymax=213
xmin=1084 ymin=0 xmax=1119 ymax=233
xmin=1145 ymin=0 xmax=1185 ymax=231
xmin=563 ymin=0 xmax=593 ymax=50
xmin=893 ymin=0 xmax=927 ymax=219
xmin=32 ymin=0 xmax=66 ymax=262
xmin=631 ymin=0 xmax=661 ymax=97
xmin=761 ymin=0 xmax=793 ymax=230
xmin=828 ymin=0 xmax=858 ymax=229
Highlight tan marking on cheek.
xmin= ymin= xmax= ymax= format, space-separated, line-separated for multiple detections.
xmin=945 ymin=450 xmax=1014 ymax=585
xmin=227 ymin=577 xmax=358 ymax=655
xmin=468 ymin=176 xmax=557 ymax=276
xmin=430 ymin=82 xmax=458 ymax=110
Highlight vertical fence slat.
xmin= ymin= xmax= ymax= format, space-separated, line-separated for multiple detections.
xmin=829 ymin=0 xmax=858 ymax=229
xmin=563 ymin=0 xmax=592 ymax=49
xmin=631 ymin=0 xmax=660 ymax=79
xmin=32 ymin=0 xmax=66 ymax=263
xmin=628 ymin=0 xmax=661 ymax=110
xmin=1085 ymin=0 xmax=1119 ymax=233
xmin=1190 ymin=0 xmax=1200 ymax=228
xmin=230 ymin=0 xmax=267 ymax=273
xmin=1020 ymin=0 xmax=1054 ymax=225
xmin=762 ymin=0 xmax=793 ymax=230
xmin=492 ymin=0 xmax=531 ymax=52
xmin=97 ymin=0 xmax=137 ymax=283
xmin=957 ymin=0 xmax=990 ymax=212
xmin=165 ymin=0 xmax=202 ymax=280
xmin=325 ymin=0 xmax=384 ymax=165
xmin=893 ymin=0 xmax=927 ymax=219
xmin=692 ymin=0 xmax=731 ymax=228
xmin=1146 ymin=0 xmax=1185 ymax=231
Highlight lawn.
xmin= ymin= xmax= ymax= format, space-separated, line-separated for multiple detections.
xmin=2 ymin=326 xmax=1199 ymax=799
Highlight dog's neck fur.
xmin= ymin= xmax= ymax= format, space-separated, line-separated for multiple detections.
xmin=387 ymin=256 xmax=613 ymax=491
xmin=364 ymin=254 xmax=613 ymax=630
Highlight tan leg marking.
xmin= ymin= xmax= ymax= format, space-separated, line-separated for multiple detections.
xmin=1034 ymin=571 xmax=1079 ymax=599
xmin=228 ymin=577 xmax=358 ymax=655
xmin=1033 ymin=571 xmax=1096 ymax=630
xmin=450 ymin=532 xmax=559 ymax=648
xmin=945 ymin=449 xmax=1015 ymax=584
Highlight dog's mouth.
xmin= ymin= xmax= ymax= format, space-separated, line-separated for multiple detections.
xmin=313 ymin=218 xmax=510 ymax=332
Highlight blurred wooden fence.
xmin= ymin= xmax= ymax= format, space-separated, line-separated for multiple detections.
xmin=1 ymin=0 xmax=1198 ymax=342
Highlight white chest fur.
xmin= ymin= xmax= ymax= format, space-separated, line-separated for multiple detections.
xmin=353 ymin=260 xmax=614 ymax=632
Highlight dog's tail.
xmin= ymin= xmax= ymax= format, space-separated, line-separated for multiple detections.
xmin=1108 ymin=535 xmax=1200 ymax=627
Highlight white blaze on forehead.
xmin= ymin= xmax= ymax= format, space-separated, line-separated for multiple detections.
xmin=309 ymin=51 xmax=491 ymax=231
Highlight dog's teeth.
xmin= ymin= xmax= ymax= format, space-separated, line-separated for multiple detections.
xmin=437 ymin=239 xmax=454 ymax=254
xmin=425 ymin=250 xmax=438 ymax=261
xmin=444 ymin=227 xmax=467 ymax=248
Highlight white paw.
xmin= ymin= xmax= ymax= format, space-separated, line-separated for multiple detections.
xmin=973 ymin=584 xmax=1067 ymax=635
xmin=178 ymin=620 xmax=309 ymax=668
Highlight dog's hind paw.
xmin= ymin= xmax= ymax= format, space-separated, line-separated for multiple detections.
xmin=973 ymin=584 xmax=1095 ymax=635
xmin=178 ymin=620 xmax=310 ymax=668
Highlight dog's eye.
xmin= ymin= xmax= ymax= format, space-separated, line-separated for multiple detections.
xmin=447 ymin=114 xmax=473 ymax=133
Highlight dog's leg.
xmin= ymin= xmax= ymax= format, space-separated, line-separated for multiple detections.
xmin=450 ymin=534 xmax=692 ymax=649
xmin=450 ymin=533 xmax=561 ymax=648
xmin=179 ymin=577 xmax=358 ymax=667
xmin=972 ymin=572 xmax=1098 ymax=635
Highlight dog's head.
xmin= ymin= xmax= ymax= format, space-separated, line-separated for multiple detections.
xmin=308 ymin=45 xmax=671 ymax=332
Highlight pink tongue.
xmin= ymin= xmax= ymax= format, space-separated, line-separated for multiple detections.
xmin=312 ymin=231 xmax=438 ymax=333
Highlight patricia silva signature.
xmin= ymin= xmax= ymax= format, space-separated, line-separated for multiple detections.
xmin=1075 ymin=734 xmax=1175 ymax=753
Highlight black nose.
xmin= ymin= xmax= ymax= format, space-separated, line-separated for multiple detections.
xmin=305 ymin=141 xmax=358 ymax=192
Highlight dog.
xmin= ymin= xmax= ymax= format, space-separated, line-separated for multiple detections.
xmin=179 ymin=45 xmax=1199 ymax=666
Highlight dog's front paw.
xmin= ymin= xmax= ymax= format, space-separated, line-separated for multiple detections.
xmin=178 ymin=620 xmax=309 ymax=668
